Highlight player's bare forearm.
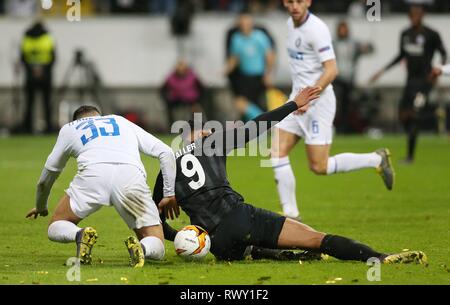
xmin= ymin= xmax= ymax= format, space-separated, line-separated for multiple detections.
xmin=225 ymin=56 xmax=238 ymax=75
xmin=315 ymin=60 xmax=338 ymax=92
xmin=35 ymin=168 xmax=60 ymax=212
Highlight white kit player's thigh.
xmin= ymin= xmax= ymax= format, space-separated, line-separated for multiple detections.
xmin=65 ymin=164 xmax=115 ymax=219
xmin=110 ymin=164 xmax=161 ymax=230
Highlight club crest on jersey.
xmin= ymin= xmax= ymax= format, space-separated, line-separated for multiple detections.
xmin=295 ymin=37 xmax=302 ymax=48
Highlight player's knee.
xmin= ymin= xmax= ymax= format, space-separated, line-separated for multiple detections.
xmin=141 ymin=236 xmax=165 ymax=260
xmin=309 ymin=161 xmax=327 ymax=175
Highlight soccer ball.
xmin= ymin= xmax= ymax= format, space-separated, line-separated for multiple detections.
xmin=174 ymin=225 xmax=211 ymax=260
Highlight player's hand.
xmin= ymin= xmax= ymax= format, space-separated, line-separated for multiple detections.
xmin=158 ymin=196 xmax=180 ymax=220
xmin=429 ymin=67 xmax=443 ymax=82
xmin=293 ymin=86 xmax=322 ymax=112
xmin=263 ymin=73 xmax=274 ymax=89
xmin=369 ymin=71 xmax=383 ymax=84
xmin=26 ymin=208 xmax=48 ymax=219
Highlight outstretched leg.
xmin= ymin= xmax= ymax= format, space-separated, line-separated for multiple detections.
xmin=306 ymin=144 xmax=394 ymax=191
xmin=277 ymin=218 xmax=426 ymax=264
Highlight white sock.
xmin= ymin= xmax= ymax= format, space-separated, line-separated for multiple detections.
xmin=327 ymin=153 xmax=382 ymax=175
xmin=271 ymin=157 xmax=299 ymax=218
xmin=48 ymin=220 xmax=80 ymax=243
xmin=140 ymin=236 xmax=165 ymax=260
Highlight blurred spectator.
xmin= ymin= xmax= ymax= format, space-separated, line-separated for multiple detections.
xmin=333 ymin=20 xmax=374 ymax=133
xmin=225 ymin=13 xmax=275 ymax=121
xmin=20 ymin=21 xmax=56 ymax=134
xmin=160 ymin=59 xmax=205 ymax=128
xmin=5 ymin=0 xmax=38 ymax=17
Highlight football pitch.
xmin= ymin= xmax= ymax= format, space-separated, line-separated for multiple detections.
xmin=0 ymin=134 xmax=449 ymax=285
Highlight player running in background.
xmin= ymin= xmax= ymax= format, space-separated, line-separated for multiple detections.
xmin=26 ymin=106 xmax=177 ymax=268
xmin=150 ymin=87 xmax=426 ymax=265
xmin=370 ymin=4 xmax=447 ymax=164
xmin=270 ymin=0 xmax=395 ymax=220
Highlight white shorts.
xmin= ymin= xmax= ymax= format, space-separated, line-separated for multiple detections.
xmin=277 ymin=90 xmax=336 ymax=145
xmin=66 ymin=163 xmax=161 ymax=230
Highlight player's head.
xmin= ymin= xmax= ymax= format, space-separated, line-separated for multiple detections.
xmin=72 ymin=105 xmax=101 ymax=121
xmin=337 ymin=20 xmax=349 ymax=39
xmin=283 ymin=0 xmax=312 ymax=23
xmin=238 ymin=12 xmax=254 ymax=36
xmin=408 ymin=5 xmax=425 ymax=27
xmin=175 ymin=59 xmax=189 ymax=75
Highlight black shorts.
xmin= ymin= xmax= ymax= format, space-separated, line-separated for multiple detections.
xmin=399 ymin=79 xmax=432 ymax=112
xmin=208 ymin=202 xmax=286 ymax=261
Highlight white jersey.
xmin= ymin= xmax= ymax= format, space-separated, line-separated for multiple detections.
xmin=286 ymin=13 xmax=336 ymax=99
xmin=44 ymin=115 xmax=176 ymax=196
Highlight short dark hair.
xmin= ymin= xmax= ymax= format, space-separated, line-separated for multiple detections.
xmin=72 ymin=105 xmax=101 ymax=121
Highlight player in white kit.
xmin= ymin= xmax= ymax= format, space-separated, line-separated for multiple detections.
xmin=26 ymin=106 xmax=178 ymax=268
xmin=271 ymin=0 xmax=395 ymax=219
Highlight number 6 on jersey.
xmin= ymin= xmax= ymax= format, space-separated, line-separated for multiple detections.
xmin=181 ymin=154 xmax=206 ymax=190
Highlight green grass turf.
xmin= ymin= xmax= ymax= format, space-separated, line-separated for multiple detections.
xmin=0 ymin=134 xmax=449 ymax=285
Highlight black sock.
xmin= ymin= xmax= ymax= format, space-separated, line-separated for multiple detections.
xmin=407 ymin=131 xmax=417 ymax=161
xmin=320 ymin=235 xmax=386 ymax=262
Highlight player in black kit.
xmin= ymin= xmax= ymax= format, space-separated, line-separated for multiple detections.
xmin=152 ymin=87 xmax=426 ymax=265
xmin=370 ymin=4 xmax=447 ymax=163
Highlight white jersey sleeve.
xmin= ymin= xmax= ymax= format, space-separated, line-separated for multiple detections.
xmin=44 ymin=125 xmax=73 ymax=172
xmin=311 ymin=20 xmax=335 ymax=63
xmin=128 ymin=121 xmax=176 ymax=197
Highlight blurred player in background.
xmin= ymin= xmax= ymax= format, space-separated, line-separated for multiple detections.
xmin=370 ymin=4 xmax=447 ymax=164
xmin=225 ymin=12 xmax=276 ymax=121
xmin=20 ymin=20 xmax=56 ymax=134
xmin=26 ymin=106 xmax=177 ymax=268
xmin=271 ymin=0 xmax=394 ymax=220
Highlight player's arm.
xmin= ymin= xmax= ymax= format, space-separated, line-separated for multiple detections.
xmin=152 ymin=171 xmax=179 ymax=241
xmin=370 ymin=32 xmax=406 ymax=83
xmin=27 ymin=127 xmax=71 ymax=219
xmin=225 ymin=34 xmax=240 ymax=76
xmin=435 ymin=31 xmax=447 ymax=65
xmin=130 ymin=121 xmax=179 ymax=218
xmin=223 ymin=87 xmax=321 ymax=152
xmin=225 ymin=55 xmax=239 ymax=76
xmin=315 ymin=59 xmax=338 ymax=93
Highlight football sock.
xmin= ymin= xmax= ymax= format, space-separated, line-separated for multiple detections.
xmin=162 ymin=221 xmax=178 ymax=242
xmin=271 ymin=157 xmax=299 ymax=218
xmin=244 ymin=103 xmax=264 ymax=121
xmin=140 ymin=236 xmax=165 ymax=260
xmin=327 ymin=153 xmax=382 ymax=175
xmin=320 ymin=234 xmax=386 ymax=262
xmin=407 ymin=131 xmax=417 ymax=161
xmin=48 ymin=220 xmax=80 ymax=243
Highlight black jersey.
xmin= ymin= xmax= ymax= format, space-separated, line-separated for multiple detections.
xmin=153 ymin=101 xmax=298 ymax=232
xmin=387 ymin=25 xmax=447 ymax=82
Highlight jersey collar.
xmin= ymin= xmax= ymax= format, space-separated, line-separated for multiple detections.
xmin=294 ymin=11 xmax=311 ymax=28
